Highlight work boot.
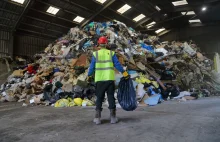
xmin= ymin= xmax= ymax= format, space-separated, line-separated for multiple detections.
xmin=93 ymin=110 xmax=101 ymax=125
xmin=110 ymin=109 xmax=118 ymax=124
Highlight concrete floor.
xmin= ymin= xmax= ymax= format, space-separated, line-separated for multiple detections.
xmin=0 ymin=97 xmax=220 ymax=142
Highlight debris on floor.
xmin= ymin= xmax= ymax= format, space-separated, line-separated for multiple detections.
xmin=0 ymin=20 xmax=220 ymax=107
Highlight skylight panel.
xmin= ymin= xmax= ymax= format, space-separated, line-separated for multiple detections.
xmin=155 ymin=28 xmax=165 ymax=34
xmin=73 ymin=16 xmax=85 ymax=23
xmin=146 ymin=21 xmax=156 ymax=29
xmin=155 ymin=6 xmax=161 ymax=11
xmin=117 ymin=4 xmax=131 ymax=14
xmin=172 ymin=0 xmax=188 ymax=6
xmin=133 ymin=14 xmax=146 ymax=22
xmin=11 ymin=0 xmax=25 ymax=4
xmin=96 ymin=0 xmax=107 ymax=4
xmin=189 ymin=19 xmax=201 ymax=23
xmin=181 ymin=11 xmax=195 ymax=15
xmin=46 ymin=6 xmax=60 ymax=15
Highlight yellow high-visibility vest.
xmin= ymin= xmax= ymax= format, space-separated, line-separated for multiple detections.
xmin=93 ymin=48 xmax=115 ymax=82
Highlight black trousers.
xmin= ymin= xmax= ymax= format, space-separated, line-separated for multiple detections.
xmin=95 ymin=81 xmax=116 ymax=110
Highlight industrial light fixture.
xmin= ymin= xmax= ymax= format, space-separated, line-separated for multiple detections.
xmin=181 ymin=11 xmax=195 ymax=15
xmin=96 ymin=0 xmax=107 ymax=4
xmin=46 ymin=6 xmax=60 ymax=15
xmin=146 ymin=21 xmax=156 ymax=29
xmin=172 ymin=0 xmax=188 ymax=6
xmin=189 ymin=19 xmax=201 ymax=23
xmin=133 ymin=14 xmax=146 ymax=22
xmin=117 ymin=4 xmax=131 ymax=14
xmin=155 ymin=28 xmax=165 ymax=34
xmin=202 ymin=7 xmax=207 ymax=11
xmin=155 ymin=5 xmax=161 ymax=11
xmin=73 ymin=16 xmax=85 ymax=23
xmin=11 ymin=0 xmax=25 ymax=4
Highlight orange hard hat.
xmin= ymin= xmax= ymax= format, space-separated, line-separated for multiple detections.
xmin=98 ymin=36 xmax=108 ymax=44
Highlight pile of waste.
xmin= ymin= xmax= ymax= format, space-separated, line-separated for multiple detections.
xmin=0 ymin=20 xmax=220 ymax=107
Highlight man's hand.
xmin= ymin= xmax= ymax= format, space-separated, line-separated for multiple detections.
xmin=122 ymin=71 xmax=130 ymax=79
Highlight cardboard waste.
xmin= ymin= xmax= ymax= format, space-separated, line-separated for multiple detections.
xmin=0 ymin=20 xmax=220 ymax=107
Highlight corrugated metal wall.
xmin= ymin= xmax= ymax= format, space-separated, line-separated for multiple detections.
xmin=0 ymin=30 xmax=10 ymax=57
xmin=14 ymin=34 xmax=53 ymax=56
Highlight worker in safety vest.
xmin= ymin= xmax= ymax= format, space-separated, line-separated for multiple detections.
xmin=88 ymin=36 xmax=129 ymax=125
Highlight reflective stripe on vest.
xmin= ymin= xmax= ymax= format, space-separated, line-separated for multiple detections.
xmin=96 ymin=67 xmax=114 ymax=70
xmin=93 ymin=49 xmax=115 ymax=82
xmin=95 ymin=50 xmax=113 ymax=63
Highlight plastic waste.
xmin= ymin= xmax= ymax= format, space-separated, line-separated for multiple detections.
xmin=155 ymin=48 xmax=168 ymax=56
xmin=74 ymin=98 xmax=83 ymax=106
xmin=144 ymin=94 xmax=162 ymax=106
xmin=82 ymin=99 xmax=95 ymax=106
xmin=135 ymin=74 xmax=151 ymax=84
xmin=54 ymin=99 xmax=69 ymax=107
xmin=183 ymin=42 xmax=196 ymax=56
xmin=136 ymin=84 xmax=145 ymax=99
xmin=83 ymin=40 xmax=92 ymax=49
xmin=68 ymin=101 xmax=76 ymax=107
xmin=117 ymin=77 xmax=137 ymax=111
xmin=140 ymin=43 xmax=154 ymax=53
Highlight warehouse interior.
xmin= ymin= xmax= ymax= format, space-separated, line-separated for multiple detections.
xmin=0 ymin=0 xmax=220 ymax=142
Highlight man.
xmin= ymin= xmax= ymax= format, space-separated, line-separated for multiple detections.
xmin=88 ymin=36 xmax=129 ymax=125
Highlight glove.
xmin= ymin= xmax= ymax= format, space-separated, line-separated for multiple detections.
xmin=86 ymin=76 xmax=93 ymax=83
xmin=122 ymin=71 xmax=130 ymax=79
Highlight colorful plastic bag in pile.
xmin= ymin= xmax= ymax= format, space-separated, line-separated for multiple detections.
xmin=54 ymin=99 xmax=69 ymax=107
xmin=54 ymin=97 xmax=95 ymax=107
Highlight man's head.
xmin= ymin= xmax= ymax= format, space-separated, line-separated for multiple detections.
xmin=98 ymin=36 xmax=108 ymax=48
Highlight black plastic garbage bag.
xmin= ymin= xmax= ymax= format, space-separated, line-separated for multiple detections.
xmin=117 ymin=77 xmax=137 ymax=111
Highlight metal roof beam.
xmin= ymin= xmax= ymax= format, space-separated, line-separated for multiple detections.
xmin=36 ymin=0 xmax=78 ymax=16
xmin=20 ymin=22 xmax=63 ymax=34
xmin=13 ymin=0 xmax=33 ymax=31
xmin=173 ymin=6 xmax=193 ymax=12
xmin=108 ymin=8 xmax=131 ymax=21
xmin=27 ymin=1 xmax=76 ymax=37
xmin=0 ymin=17 xmax=16 ymax=22
xmin=25 ymin=16 xmax=70 ymax=29
xmin=188 ymin=21 xmax=220 ymax=27
xmin=99 ymin=14 xmax=113 ymax=21
xmin=62 ymin=0 xmax=94 ymax=13
xmin=166 ymin=0 xmax=220 ymax=13
xmin=0 ymin=24 xmax=13 ymax=28
xmin=120 ymin=0 xmax=156 ymax=16
xmin=18 ymin=28 xmax=57 ymax=38
xmin=80 ymin=0 xmax=116 ymax=28
xmin=158 ymin=30 xmax=171 ymax=37
xmin=135 ymin=18 xmax=151 ymax=28
xmin=15 ymin=32 xmax=54 ymax=40
xmin=171 ymin=4 xmax=216 ymax=12
xmin=119 ymin=0 xmax=162 ymax=28
xmin=29 ymin=8 xmax=74 ymax=36
xmin=30 ymin=8 xmax=76 ymax=24
xmin=0 ymin=8 xmax=20 ymax=15
xmin=104 ymin=8 xmax=136 ymax=27
xmin=62 ymin=0 xmax=113 ymax=21
xmin=35 ymin=0 xmax=113 ymax=30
